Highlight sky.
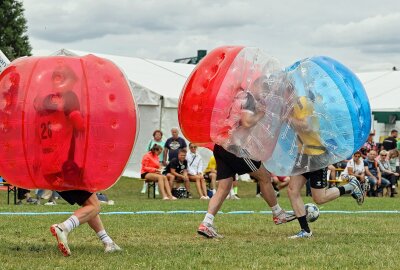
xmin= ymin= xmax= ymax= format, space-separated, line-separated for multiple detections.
xmin=21 ymin=0 xmax=400 ymax=71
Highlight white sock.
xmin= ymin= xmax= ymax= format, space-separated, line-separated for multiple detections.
xmin=344 ymin=183 xmax=355 ymax=192
xmin=271 ymin=204 xmax=282 ymax=215
xmin=212 ymin=189 xmax=216 ymax=194
xmin=61 ymin=215 xmax=80 ymax=233
xmin=229 ymin=188 xmax=235 ymax=196
xmin=97 ymin=229 xmax=113 ymax=244
xmin=203 ymin=213 xmax=214 ymax=225
xmin=155 ymin=183 xmax=159 ymax=190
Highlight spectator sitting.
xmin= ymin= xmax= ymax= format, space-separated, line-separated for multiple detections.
xmin=378 ymin=150 xmax=399 ymax=197
xmin=328 ymin=160 xmax=348 ymax=180
xmin=16 ymin=188 xmax=37 ymax=205
xmin=141 ymin=130 xmax=165 ymax=195
xmin=36 ymin=189 xmax=58 ymax=205
xmin=360 ymin=132 xmax=377 ymax=159
xmin=340 ymin=152 xmax=365 ymax=191
xmin=163 ymin=128 xmax=187 ymax=166
xmin=164 ymin=149 xmax=192 ymax=198
xmin=141 ymin=144 xmax=176 ymax=200
xmin=364 ymin=150 xmax=390 ymax=197
xmin=203 ymin=155 xmax=217 ymax=195
xmin=382 ymin=129 xmax=398 ymax=151
xmin=186 ymin=143 xmax=209 ymax=199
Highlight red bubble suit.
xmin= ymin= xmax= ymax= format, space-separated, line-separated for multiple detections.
xmin=179 ymin=46 xmax=285 ymax=161
xmin=0 ymin=55 xmax=138 ymax=192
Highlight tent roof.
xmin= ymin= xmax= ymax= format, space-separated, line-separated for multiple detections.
xmin=51 ymin=49 xmax=400 ymax=112
xmin=357 ymin=70 xmax=400 ymax=112
xmin=52 ymin=49 xmax=195 ymax=107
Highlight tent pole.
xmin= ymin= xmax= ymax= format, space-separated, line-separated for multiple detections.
xmin=159 ymin=96 xmax=164 ymax=131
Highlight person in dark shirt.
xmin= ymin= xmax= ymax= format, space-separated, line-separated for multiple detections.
xmin=163 ymin=128 xmax=187 ymax=165
xmin=382 ymin=129 xmax=398 ymax=151
xmin=164 ymin=149 xmax=190 ymax=196
xmin=364 ymin=150 xmax=390 ymax=196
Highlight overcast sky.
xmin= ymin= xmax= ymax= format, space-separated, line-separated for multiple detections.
xmin=21 ymin=0 xmax=400 ymax=71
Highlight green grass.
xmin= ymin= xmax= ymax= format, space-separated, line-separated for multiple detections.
xmin=1 ymin=177 xmax=399 ymax=270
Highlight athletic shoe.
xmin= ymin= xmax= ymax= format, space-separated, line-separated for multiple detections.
xmin=26 ymin=197 xmax=38 ymax=204
xmin=349 ymin=178 xmax=364 ymax=205
xmin=288 ymin=229 xmax=313 ymax=239
xmin=200 ymin=196 xmax=208 ymax=200
xmin=44 ymin=201 xmax=57 ymax=206
xmin=187 ymin=192 xmax=193 ymax=199
xmin=197 ymin=222 xmax=223 ymax=239
xmin=50 ymin=224 xmax=71 ymax=256
xmin=273 ymin=210 xmax=297 ymax=225
xmin=104 ymin=242 xmax=122 ymax=253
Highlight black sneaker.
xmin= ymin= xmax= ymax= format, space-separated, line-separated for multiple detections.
xmin=187 ymin=192 xmax=192 ymax=199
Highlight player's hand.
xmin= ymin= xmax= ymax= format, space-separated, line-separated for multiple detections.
xmin=162 ymin=161 xmax=167 ymax=166
xmin=394 ymin=173 xmax=399 ymax=177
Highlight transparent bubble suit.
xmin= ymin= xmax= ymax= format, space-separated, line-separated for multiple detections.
xmin=179 ymin=46 xmax=371 ymax=175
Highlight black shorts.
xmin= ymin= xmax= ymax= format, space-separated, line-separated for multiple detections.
xmin=58 ymin=190 xmax=93 ymax=206
xmin=214 ymin=144 xmax=261 ymax=180
xmin=302 ymin=168 xmax=327 ymax=189
xmin=141 ymin=172 xmax=148 ymax=179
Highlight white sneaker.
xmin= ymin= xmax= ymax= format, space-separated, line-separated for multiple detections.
xmin=155 ymin=187 xmax=160 ymax=196
xmin=104 ymin=242 xmax=122 ymax=253
xmin=200 ymin=196 xmax=208 ymax=200
xmin=288 ymin=229 xmax=313 ymax=239
xmin=44 ymin=201 xmax=57 ymax=206
xmin=50 ymin=224 xmax=71 ymax=256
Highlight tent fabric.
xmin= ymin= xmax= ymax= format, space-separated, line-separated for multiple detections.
xmin=356 ymin=71 xmax=400 ymax=112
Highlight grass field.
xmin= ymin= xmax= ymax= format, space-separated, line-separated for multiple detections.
xmin=1 ymin=177 xmax=399 ymax=270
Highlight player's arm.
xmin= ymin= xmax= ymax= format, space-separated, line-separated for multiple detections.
xmin=240 ymin=110 xmax=265 ymax=128
xmin=69 ymin=111 xmax=84 ymax=131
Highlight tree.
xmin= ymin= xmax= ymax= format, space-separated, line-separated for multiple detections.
xmin=0 ymin=0 xmax=32 ymax=60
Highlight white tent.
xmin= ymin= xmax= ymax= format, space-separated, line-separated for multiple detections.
xmin=357 ymin=70 xmax=400 ymax=112
xmin=52 ymin=49 xmax=197 ymax=178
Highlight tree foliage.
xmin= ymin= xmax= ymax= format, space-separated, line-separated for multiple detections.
xmin=0 ymin=0 xmax=32 ymax=60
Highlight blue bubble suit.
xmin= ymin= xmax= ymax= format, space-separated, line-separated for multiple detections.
xmin=264 ymin=56 xmax=371 ymax=176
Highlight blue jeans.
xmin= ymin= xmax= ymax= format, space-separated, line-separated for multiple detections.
xmin=367 ymin=176 xmax=390 ymax=194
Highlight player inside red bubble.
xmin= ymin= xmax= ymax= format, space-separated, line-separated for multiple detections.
xmin=33 ymin=64 xmax=121 ymax=256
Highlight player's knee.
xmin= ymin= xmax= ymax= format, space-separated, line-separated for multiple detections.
xmin=312 ymin=196 xmax=326 ymax=205
xmin=287 ymin=185 xmax=300 ymax=198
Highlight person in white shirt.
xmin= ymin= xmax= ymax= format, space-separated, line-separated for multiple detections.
xmin=186 ymin=143 xmax=209 ymax=199
xmin=341 ymin=151 xmax=366 ymax=183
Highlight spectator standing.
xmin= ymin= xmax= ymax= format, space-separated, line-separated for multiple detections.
xmin=360 ymin=132 xmax=377 ymax=159
xmin=163 ymin=128 xmax=187 ymax=166
xmin=382 ymin=129 xmax=398 ymax=151
xmin=186 ymin=143 xmax=209 ymax=199
xmin=141 ymin=130 xmax=165 ymax=195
